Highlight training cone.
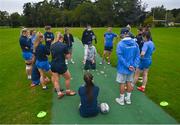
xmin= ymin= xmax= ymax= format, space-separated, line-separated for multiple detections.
xmin=160 ymin=101 xmax=169 ymax=107
xmin=37 ymin=111 xmax=47 ymax=118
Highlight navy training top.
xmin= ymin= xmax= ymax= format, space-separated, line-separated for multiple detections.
xmin=78 ymin=85 xmax=99 ymax=117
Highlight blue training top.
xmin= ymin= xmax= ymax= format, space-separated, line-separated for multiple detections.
xmin=78 ymin=85 xmax=99 ymax=117
xmin=104 ymin=32 xmax=117 ymax=47
xmin=35 ymin=43 xmax=50 ymax=61
xmin=19 ymin=35 xmax=32 ymax=52
xmin=44 ymin=32 xmax=54 ymax=51
xmin=141 ymin=40 xmax=155 ymax=61
xmin=116 ymin=37 xmax=140 ymax=75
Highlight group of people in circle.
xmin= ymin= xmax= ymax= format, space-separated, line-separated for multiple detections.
xmin=19 ymin=24 xmax=155 ymax=117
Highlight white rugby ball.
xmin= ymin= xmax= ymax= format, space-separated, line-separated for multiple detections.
xmin=100 ymin=102 xmax=110 ymax=114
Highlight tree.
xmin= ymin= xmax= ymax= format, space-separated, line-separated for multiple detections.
xmin=10 ymin=12 xmax=21 ymax=27
xmin=151 ymin=5 xmax=166 ymax=20
xmin=113 ymin=0 xmax=146 ymax=26
xmin=175 ymin=13 xmax=180 ymax=23
xmin=143 ymin=16 xmax=153 ymax=26
xmin=74 ymin=2 xmax=100 ymax=26
xmin=0 ymin=11 xmax=9 ymax=26
xmin=96 ymin=0 xmax=114 ymax=26
xmin=166 ymin=12 xmax=175 ymax=22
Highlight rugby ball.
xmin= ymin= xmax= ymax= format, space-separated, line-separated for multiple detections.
xmin=100 ymin=103 xmax=110 ymax=114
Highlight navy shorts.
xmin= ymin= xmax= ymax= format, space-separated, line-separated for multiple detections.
xmin=51 ymin=63 xmax=68 ymax=75
xmin=84 ymin=60 xmax=96 ymax=70
xmin=104 ymin=46 xmax=113 ymax=52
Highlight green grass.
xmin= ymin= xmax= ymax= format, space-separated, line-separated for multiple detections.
xmin=0 ymin=27 xmax=179 ymax=123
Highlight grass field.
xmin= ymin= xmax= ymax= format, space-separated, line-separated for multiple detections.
xmin=0 ymin=27 xmax=179 ymax=123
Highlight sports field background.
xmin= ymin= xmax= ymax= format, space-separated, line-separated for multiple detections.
xmin=0 ymin=27 xmax=180 ymax=123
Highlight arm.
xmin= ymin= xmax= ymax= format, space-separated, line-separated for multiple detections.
xmin=133 ymin=45 xmax=140 ymax=68
xmin=71 ymin=34 xmax=74 ymax=43
xmin=82 ymin=30 xmax=86 ymax=45
xmin=64 ymin=45 xmax=71 ymax=59
xmin=92 ymin=31 xmax=97 ymax=44
xmin=116 ymin=43 xmax=130 ymax=68
xmin=141 ymin=43 xmax=148 ymax=58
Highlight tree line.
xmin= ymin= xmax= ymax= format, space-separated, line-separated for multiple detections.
xmin=0 ymin=0 xmax=180 ymax=27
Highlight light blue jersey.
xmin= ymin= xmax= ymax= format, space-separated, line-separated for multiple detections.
xmin=139 ymin=40 xmax=155 ymax=70
xmin=104 ymin=32 xmax=117 ymax=47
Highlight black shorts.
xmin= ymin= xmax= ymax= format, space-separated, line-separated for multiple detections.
xmin=51 ymin=63 xmax=67 ymax=75
xmin=104 ymin=46 xmax=113 ymax=52
xmin=84 ymin=60 xmax=96 ymax=70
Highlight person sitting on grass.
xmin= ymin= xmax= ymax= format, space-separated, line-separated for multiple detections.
xmin=83 ymin=44 xmax=97 ymax=70
xmin=34 ymin=32 xmax=52 ymax=90
xmin=50 ymin=32 xmax=76 ymax=99
xmin=134 ymin=31 xmax=155 ymax=92
xmin=100 ymin=27 xmax=118 ymax=65
xmin=79 ymin=72 xmax=100 ymax=117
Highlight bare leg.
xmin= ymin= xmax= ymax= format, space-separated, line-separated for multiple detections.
xmin=52 ymin=72 xmax=61 ymax=93
xmin=108 ymin=51 xmax=111 ymax=63
xmin=62 ymin=70 xmax=71 ymax=90
xmin=127 ymin=82 xmax=133 ymax=92
xmin=102 ymin=50 xmax=106 ymax=63
xmin=134 ymin=68 xmax=141 ymax=85
xmin=142 ymin=69 xmax=149 ymax=88
xmin=120 ymin=83 xmax=125 ymax=94
xmin=38 ymin=69 xmax=46 ymax=88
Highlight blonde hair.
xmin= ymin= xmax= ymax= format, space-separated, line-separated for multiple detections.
xmin=21 ymin=28 xmax=28 ymax=35
xmin=54 ymin=32 xmax=63 ymax=42
xmin=33 ymin=32 xmax=44 ymax=52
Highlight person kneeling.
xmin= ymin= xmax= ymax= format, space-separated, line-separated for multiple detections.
xmin=78 ymin=73 xmax=100 ymax=117
xmin=84 ymin=44 xmax=97 ymax=70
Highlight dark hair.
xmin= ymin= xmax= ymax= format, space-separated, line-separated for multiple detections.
xmin=138 ymin=27 xmax=143 ymax=32
xmin=30 ymin=28 xmax=35 ymax=35
xmin=142 ymin=31 xmax=151 ymax=40
xmin=84 ymin=72 xmax=94 ymax=103
xmin=45 ymin=25 xmax=51 ymax=30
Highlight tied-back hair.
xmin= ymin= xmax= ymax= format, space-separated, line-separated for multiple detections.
xmin=142 ymin=31 xmax=151 ymax=41
xmin=84 ymin=72 xmax=94 ymax=103
xmin=55 ymin=32 xmax=63 ymax=42
xmin=33 ymin=32 xmax=43 ymax=52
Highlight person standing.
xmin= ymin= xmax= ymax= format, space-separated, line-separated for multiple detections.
xmin=34 ymin=32 xmax=51 ymax=90
xmin=63 ymin=27 xmax=75 ymax=64
xmin=44 ymin=26 xmax=54 ymax=54
xmin=116 ymin=28 xmax=140 ymax=105
xmin=100 ymin=27 xmax=117 ymax=65
xmin=82 ymin=25 xmax=97 ymax=63
xmin=19 ymin=28 xmax=33 ymax=80
xmin=136 ymin=27 xmax=144 ymax=53
xmin=134 ymin=31 xmax=155 ymax=92
xmin=50 ymin=32 xmax=76 ymax=98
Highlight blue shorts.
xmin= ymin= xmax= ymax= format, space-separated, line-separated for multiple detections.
xmin=35 ymin=60 xmax=51 ymax=72
xmin=22 ymin=52 xmax=33 ymax=61
xmin=138 ymin=59 xmax=152 ymax=70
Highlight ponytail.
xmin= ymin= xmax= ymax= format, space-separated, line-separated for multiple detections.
xmin=84 ymin=73 xmax=94 ymax=103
